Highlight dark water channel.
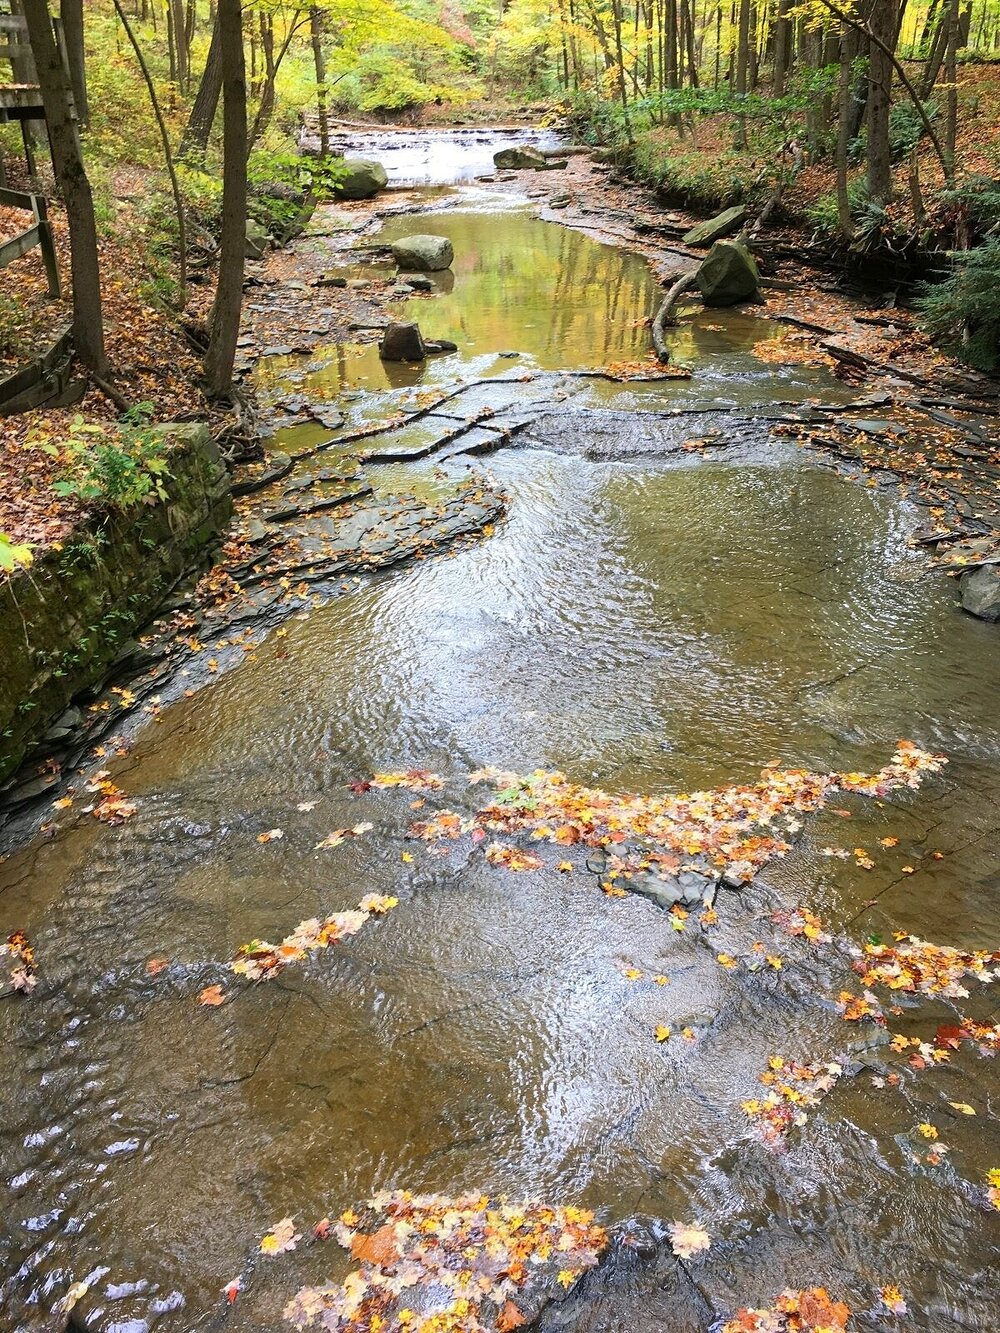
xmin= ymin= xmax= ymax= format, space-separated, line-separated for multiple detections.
xmin=2 ymin=144 xmax=999 ymax=1332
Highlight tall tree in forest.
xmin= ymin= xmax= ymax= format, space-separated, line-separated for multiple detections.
xmin=60 ymin=0 xmax=88 ymax=125
xmin=203 ymin=0 xmax=247 ymax=399
xmin=21 ymin=0 xmax=108 ymax=374
xmin=310 ymin=6 xmax=330 ymax=156
xmin=112 ymin=0 xmax=186 ymax=307
xmin=179 ymin=15 xmax=223 ymax=157
xmin=866 ymin=0 xmax=894 ymax=200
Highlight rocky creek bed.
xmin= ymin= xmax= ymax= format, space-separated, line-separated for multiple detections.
xmin=1 ymin=132 xmax=999 ymax=1333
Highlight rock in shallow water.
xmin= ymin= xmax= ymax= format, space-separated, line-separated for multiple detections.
xmin=696 ymin=239 xmax=760 ymax=306
xmin=960 ymin=564 xmax=1000 ymax=621
xmin=379 ymin=322 xmax=426 ymax=362
xmin=391 ymin=234 xmax=454 ymax=272
xmin=334 ymin=158 xmax=388 ymax=200
xmin=493 ymin=145 xmax=547 ymax=169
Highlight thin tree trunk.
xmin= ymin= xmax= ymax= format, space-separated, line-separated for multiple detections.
xmin=772 ymin=0 xmax=790 ymax=94
xmin=835 ymin=25 xmax=854 ymax=239
xmin=204 ymin=0 xmax=247 ymax=399
xmin=309 ymin=8 xmax=330 ymax=156
xmin=944 ymin=0 xmax=959 ymax=178
xmin=179 ymin=14 xmax=223 ymax=157
xmin=22 ymin=0 xmax=108 ymax=373
xmin=59 ymin=0 xmax=88 ymax=125
xmin=112 ymin=0 xmax=186 ymax=308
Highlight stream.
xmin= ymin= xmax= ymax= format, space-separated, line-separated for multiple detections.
xmin=1 ymin=136 xmax=999 ymax=1333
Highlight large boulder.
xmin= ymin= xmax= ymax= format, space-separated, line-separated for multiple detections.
xmin=335 ymin=158 xmax=388 ymax=200
xmin=960 ymin=564 xmax=1000 ymax=621
xmin=493 ymin=145 xmax=547 ymax=170
xmin=379 ymin=322 xmax=426 ymax=362
xmin=683 ymin=204 xmax=748 ymax=247
xmin=390 ymin=234 xmax=454 ymax=272
xmin=695 ymin=239 xmax=760 ymax=307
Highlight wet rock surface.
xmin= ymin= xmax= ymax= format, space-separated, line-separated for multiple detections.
xmin=390 ymin=233 xmax=455 ymax=271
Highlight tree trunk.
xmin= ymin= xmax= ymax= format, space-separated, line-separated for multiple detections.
xmin=203 ymin=0 xmax=246 ymax=399
xmin=169 ymin=0 xmax=189 ymax=91
xmin=866 ymin=0 xmax=894 ymax=201
xmin=772 ymin=0 xmax=791 ymax=95
xmin=60 ymin=0 xmax=88 ymax=125
xmin=309 ymin=7 xmax=329 ymax=156
xmin=21 ymin=0 xmax=108 ymax=373
xmin=943 ymin=0 xmax=958 ymax=181
xmin=113 ymin=0 xmax=186 ymax=307
xmin=835 ymin=25 xmax=855 ymax=239
xmin=179 ymin=14 xmax=223 ymax=157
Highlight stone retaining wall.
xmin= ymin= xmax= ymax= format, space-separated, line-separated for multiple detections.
xmin=0 ymin=422 xmax=232 ymax=785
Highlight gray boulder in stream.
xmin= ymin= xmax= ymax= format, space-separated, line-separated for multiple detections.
xmin=390 ymin=234 xmax=454 ymax=272
xmin=379 ymin=322 xmax=426 ymax=362
xmin=960 ymin=564 xmax=1000 ymax=621
xmin=334 ymin=158 xmax=388 ymax=200
xmin=696 ymin=239 xmax=760 ymax=306
xmin=493 ymin=145 xmax=547 ymax=170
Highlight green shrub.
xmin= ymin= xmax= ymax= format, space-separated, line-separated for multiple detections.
xmin=916 ymin=239 xmax=1000 ymax=371
xmin=40 ymin=406 xmax=171 ymax=511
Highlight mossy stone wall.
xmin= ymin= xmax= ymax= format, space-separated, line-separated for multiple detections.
xmin=0 ymin=422 xmax=231 ymax=784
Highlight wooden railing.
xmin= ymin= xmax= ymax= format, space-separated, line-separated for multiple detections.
xmin=0 ymin=186 xmax=59 ymax=296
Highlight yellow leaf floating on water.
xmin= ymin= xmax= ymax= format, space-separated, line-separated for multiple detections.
xmin=260 ymin=1217 xmax=301 ymax=1255
xmin=880 ymin=1284 xmax=908 ymax=1315
xmin=949 ymin=1101 xmax=976 ymax=1115
xmin=917 ymin=1122 xmax=939 ymax=1140
xmin=655 ymin=1025 xmax=672 ymax=1042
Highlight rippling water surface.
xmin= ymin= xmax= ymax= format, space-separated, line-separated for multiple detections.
xmin=2 ymin=148 xmax=999 ymax=1332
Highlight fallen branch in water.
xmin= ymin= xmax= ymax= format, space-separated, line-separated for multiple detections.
xmin=653 ymin=271 xmax=699 ymax=361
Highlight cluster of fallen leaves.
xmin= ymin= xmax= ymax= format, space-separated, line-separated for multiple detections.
xmin=279 ymin=1192 xmax=608 ymax=1332
xmin=851 ymin=934 xmax=1000 ymax=999
xmin=722 ymin=1286 xmax=851 ymax=1332
xmin=741 ymin=1058 xmax=843 ymax=1143
xmin=1 ymin=929 xmax=37 ymax=994
xmin=85 ymin=771 xmax=138 ymax=824
xmin=751 ymin=333 xmax=835 ymax=370
xmin=227 ymin=893 xmax=399 ymax=985
xmin=600 ymin=358 xmax=692 ymax=381
xmin=381 ymin=743 xmax=945 ymax=892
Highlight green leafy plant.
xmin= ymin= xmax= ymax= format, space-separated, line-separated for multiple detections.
xmin=43 ymin=405 xmax=171 ymax=511
xmin=916 ymin=239 xmax=1000 ymax=372
xmin=0 ymin=533 xmax=33 ymax=574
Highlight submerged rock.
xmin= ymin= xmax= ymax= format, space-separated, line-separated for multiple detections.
xmin=683 ymin=204 xmax=748 ymax=247
xmin=696 ymin=239 xmax=760 ymax=306
xmin=398 ymin=272 xmax=434 ymax=290
xmin=379 ymin=322 xmax=426 ymax=362
xmin=493 ymin=145 xmax=546 ymax=170
xmin=960 ymin=564 xmax=1000 ymax=621
xmin=335 ymin=158 xmax=388 ymax=200
xmin=390 ymin=234 xmax=454 ymax=272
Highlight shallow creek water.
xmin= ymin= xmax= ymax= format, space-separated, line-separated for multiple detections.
xmin=2 ymin=152 xmax=999 ymax=1332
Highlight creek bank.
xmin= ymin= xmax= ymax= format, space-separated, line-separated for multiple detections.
xmin=0 ymin=422 xmax=231 ymax=792
xmin=240 ymin=147 xmax=1000 ymax=614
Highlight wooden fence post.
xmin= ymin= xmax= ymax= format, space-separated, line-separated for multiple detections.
xmin=33 ymin=193 xmax=59 ymax=297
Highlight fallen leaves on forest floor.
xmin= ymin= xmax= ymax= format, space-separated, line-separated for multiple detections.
xmin=282 ymin=1192 xmax=608 ymax=1332
xmin=230 ymin=893 xmax=398 ymax=982
xmin=723 ymin=1286 xmax=851 ymax=1332
xmin=1 ymin=929 xmax=37 ymax=994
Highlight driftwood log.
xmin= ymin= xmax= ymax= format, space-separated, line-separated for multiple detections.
xmin=652 ymin=270 xmax=698 ymax=361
